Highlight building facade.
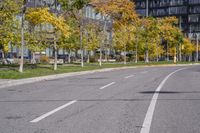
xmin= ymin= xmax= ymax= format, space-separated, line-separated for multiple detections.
xmin=134 ymin=0 xmax=200 ymax=39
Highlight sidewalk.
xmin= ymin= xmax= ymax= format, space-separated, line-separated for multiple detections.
xmin=0 ymin=63 xmax=198 ymax=89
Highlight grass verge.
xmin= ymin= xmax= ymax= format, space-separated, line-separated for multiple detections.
xmin=0 ymin=61 xmax=196 ymax=79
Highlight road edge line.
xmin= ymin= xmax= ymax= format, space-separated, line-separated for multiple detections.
xmin=140 ymin=68 xmax=186 ymax=133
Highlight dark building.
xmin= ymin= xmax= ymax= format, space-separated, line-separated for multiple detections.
xmin=134 ymin=0 xmax=200 ymax=39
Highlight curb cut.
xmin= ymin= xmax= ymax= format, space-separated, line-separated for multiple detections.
xmin=0 ymin=63 xmax=198 ymax=89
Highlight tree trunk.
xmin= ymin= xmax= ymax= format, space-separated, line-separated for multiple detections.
xmin=173 ymin=48 xmax=177 ymax=63
xmin=166 ymin=42 xmax=169 ymax=61
xmin=124 ymin=44 xmax=127 ymax=65
xmin=54 ymin=36 xmax=57 ymax=71
xmin=145 ymin=41 xmax=149 ymax=63
xmin=135 ymin=46 xmax=138 ymax=63
xmin=105 ymin=49 xmax=108 ymax=61
xmin=1 ymin=50 xmax=7 ymax=64
xmin=87 ymin=51 xmax=90 ymax=63
xmin=79 ymin=9 xmax=84 ymax=67
xmin=80 ymin=26 xmax=84 ymax=67
xmin=196 ymin=34 xmax=199 ymax=62
xmin=135 ymin=37 xmax=138 ymax=63
xmin=68 ymin=49 xmax=71 ymax=63
xmin=31 ymin=52 xmax=36 ymax=64
xmin=99 ymin=45 xmax=102 ymax=66
xmin=179 ymin=44 xmax=182 ymax=62
xmin=19 ymin=12 xmax=25 ymax=73
xmin=189 ymin=55 xmax=191 ymax=62
xmin=156 ymin=43 xmax=159 ymax=62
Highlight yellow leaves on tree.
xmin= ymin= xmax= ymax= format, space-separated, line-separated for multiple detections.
xmin=182 ymin=37 xmax=195 ymax=55
xmin=158 ymin=17 xmax=180 ymax=43
xmin=26 ymin=8 xmax=70 ymax=37
xmin=91 ymin=0 xmax=138 ymax=25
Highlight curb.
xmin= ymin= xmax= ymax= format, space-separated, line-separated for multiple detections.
xmin=0 ymin=67 xmax=135 ymax=89
xmin=0 ymin=63 xmax=198 ymax=89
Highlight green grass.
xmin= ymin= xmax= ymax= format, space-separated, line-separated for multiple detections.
xmin=0 ymin=61 xmax=196 ymax=79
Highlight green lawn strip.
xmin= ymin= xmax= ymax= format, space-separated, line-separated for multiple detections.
xmin=0 ymin=61 xmax=196 ymax=79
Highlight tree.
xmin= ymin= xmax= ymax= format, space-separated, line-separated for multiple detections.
xmin=159 ymin=17 xmax=183 ymax=62
xmin=26 ymin=7 xmax=71 ymax=70
xmin=59 ymin=0 xmax=91 ymax=67
xmin=26 ymin=28 xmax=46 ymax=64
xmin=0 ymin=0 xmax=22 ymax=64
xmin=92 ymin=0 xmax=138 ymax=64
xmin=182 ymin=37 xmax=195 ymax=61
xmin=140 ymin=17 xmax=162 ymax=62
xmin=83 ymin=23 xmax=100 ymax=63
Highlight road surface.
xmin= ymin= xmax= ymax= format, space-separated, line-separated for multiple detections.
xmin=0 ymin=65 xmax=200 ymax=133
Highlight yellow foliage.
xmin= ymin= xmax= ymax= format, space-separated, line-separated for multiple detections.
xmin=182 ymin=37 xmax=195 ymax=55
xmin=91 ymin=0 xmax=138 ymax=25
xmin=26 ymin=8 xmax=70 ymax=37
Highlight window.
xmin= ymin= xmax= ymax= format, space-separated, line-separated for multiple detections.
xmin=189 ymin=14 xmax=200 ymax=22
xmin=169 ymin=6 xmax=187 ymax=14
xmin=189 ymin=0 xmax=200 ymax=4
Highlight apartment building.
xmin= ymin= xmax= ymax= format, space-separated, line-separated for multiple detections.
xmin=134 ymin=0 xmax=200 ymax=39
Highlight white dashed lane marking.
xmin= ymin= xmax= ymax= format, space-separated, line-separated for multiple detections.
xmin=99 ymin=82 xmax=116 ymax=90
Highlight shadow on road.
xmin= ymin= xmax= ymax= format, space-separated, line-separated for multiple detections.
xmin=138 ymin=91 xmax=200 ymax=94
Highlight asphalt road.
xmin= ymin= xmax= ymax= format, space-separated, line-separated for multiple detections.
xmin=0 ymin=65 xmax=200 ymax=133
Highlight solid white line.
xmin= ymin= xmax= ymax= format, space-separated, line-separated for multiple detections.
xmin=140 ymin=68 xmax=186 ymax=133
xmin=30 ymin=100 xmax=77 ymax=123
xmin=124 ymin=75 xmax=135 ymax=79
xmin=100 ymin=82 xmax=115 ymax=90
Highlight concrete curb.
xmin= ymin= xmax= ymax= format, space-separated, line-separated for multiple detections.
xmin=0 ymin=63 xmax=199 ymax=89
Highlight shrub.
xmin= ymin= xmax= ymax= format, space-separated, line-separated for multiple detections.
xmin=40 ymin=56 xmax=49 ymax=64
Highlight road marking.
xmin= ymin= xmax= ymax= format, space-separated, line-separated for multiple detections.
xmin=100 ymin=82 xmax=115 ymax=90
xmin=30 ymin=100 xmax=77 ymax=123
xmin=140 ymin=68 xmax=186 ymax=133
xmin=124 ymin=75 xmax=135 ymax=79
xmin=141 ymin=71 xmax=148 ymax=74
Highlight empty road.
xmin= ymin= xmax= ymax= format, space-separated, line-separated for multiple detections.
xmin=0 ymin=65 xmax=200 ymax=133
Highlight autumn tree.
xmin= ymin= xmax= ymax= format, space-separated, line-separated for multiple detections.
xmin=92 ymin=0 xmax=138 ymax=64
xmin=58 ymin=0 xmax=91 ymax=67
xmin=26 ymin=8 xmax=70 ymax=70
xmin=182 ymin=37 xmax=195 ymax=61
xmin=83 ymin=23 xmax=101 ymax=63
xmin=0 ymin=0 xmax=22 ymax=64
xmin=159 ymin=17 xmax=183 ymax=62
